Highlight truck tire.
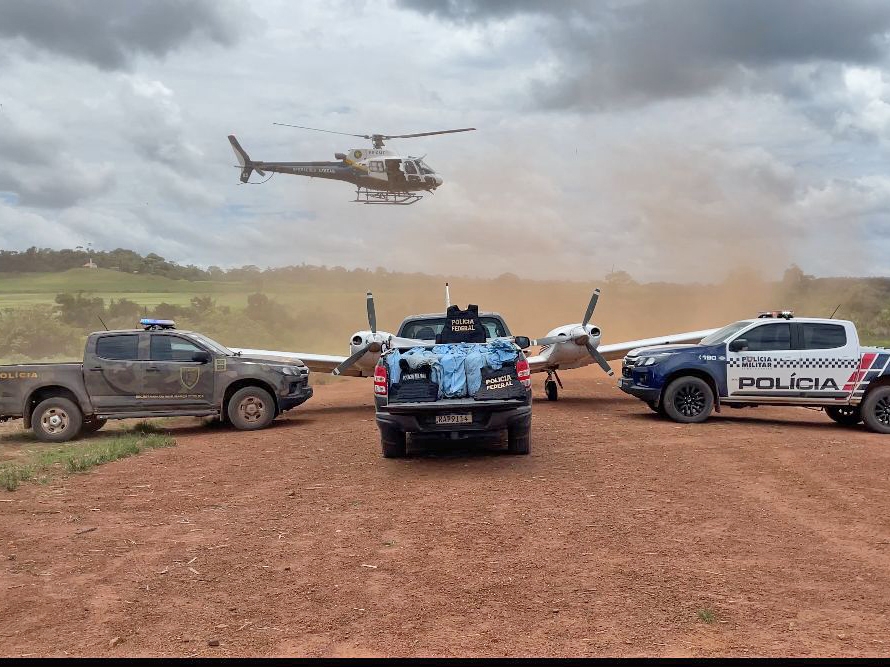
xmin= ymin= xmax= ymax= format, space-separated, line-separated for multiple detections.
xmin=825 ymin=405 xmax=862 ymax=426
xmin=380 ymin=428 xmax=407 ymax=458
xmin=227 ymin=386 xmax=276 ymax=431
xmin=861 ymin=386 xmax=890 ymax=434
xmin=662 ymin=376 xmax=714 ymax=424
xmin=507 ymin=425 xmax=531 ymax=455
xmin=32 ymin=397 xmax=84 ymax=443
xmin=82 ymin=417 xmax=107 ymax=433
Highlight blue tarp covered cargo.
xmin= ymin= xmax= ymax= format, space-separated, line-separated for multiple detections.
xmin=386 ymin=340 xmax=518 ymax=399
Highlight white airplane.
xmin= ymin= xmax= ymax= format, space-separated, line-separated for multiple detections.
xmin=231 ymin=286 xmax=718 ymax=401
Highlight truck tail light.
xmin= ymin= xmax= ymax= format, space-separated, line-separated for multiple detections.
xmin=374 ymin=363 xmax=388 ymax=396
xmin=516 ymin=359 xmax=531 ymax=388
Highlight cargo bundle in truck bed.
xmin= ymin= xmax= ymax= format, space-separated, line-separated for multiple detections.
xmin=372 ymin=305 xmax=533 ymax=458
xmin=385 ymin=340 xmax=527 ymax=402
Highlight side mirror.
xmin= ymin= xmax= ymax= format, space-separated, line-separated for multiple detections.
xmin=192 ymin=351 xmax=212 ymax=363
xmin=729 ymin=339 xmax=748 ymax=352
xmin=513 ymin=336 xmax=531 ymax=350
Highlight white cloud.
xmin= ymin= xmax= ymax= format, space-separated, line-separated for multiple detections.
xmin=0 ymin=0 xmax=887 ymax=282
xmin=835 ymin=67 xmax=890 ymax=141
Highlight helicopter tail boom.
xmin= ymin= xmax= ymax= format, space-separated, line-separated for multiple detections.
xmin=228 ymin=135 xmax=265 ymax=182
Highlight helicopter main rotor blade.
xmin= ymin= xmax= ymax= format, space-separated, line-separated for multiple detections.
xmin=366 ymin=292 xmax=377 ymax=334
xmin=582 ymin=288 xmax=601 ymax=328
xmin=333 ymin=344 xmax=372 ymax=376
xmin=586 ymin=341 xmax=614 ymax=376
xmin=273 ymin=123 xmax=368 ymax=138
xmin=382 ymin=128 xmax=476 ymax=140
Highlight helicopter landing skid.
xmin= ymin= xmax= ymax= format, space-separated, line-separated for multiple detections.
xmin=353 ymin=188 xmax=423 ymax=205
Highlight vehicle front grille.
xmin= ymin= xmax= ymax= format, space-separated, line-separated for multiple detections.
xmin=622 ymin=356 xmax=638 ymax=378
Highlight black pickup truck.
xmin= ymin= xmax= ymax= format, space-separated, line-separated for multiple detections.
xmin=373 ymin=310 xmax=532 ymax=458
xmin=0 ymin=319 xmax=312 ymax=442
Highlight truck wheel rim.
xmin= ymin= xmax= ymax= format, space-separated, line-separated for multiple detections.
xmin=42 ymin=408 xmax=69 ymax=434
xmin=238 ymin=396 xmax=265 ymax=423
xmin=874 ymin=396 xmax=890 ymax=426
xmin=675 ymin=385 xmax=705 ymax=417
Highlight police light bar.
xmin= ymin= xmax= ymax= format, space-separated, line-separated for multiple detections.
xmin=140 ymin=318 xmax=176 ymax=330
xmin=757 ymin=310 xmax=794 ymax=320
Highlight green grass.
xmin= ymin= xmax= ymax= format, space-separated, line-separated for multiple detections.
xmin=0 ymin=428 xmax=174 ymax=491
xmin=0 ymin=268 xmax=243 ymax=309
xmin=130 ymin=420 xmax=166 ymax=434
xmin=697 ymin=608 xmax=717 ymax=624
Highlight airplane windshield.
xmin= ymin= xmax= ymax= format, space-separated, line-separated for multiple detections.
xmin=700 ymin=321 xmax=751 ymax=345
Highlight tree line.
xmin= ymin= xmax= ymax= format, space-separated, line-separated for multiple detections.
xmin=0 ymin=292 xmax=336 ymax=361
xmin=0 ymin=246 xmax=417 ymax=283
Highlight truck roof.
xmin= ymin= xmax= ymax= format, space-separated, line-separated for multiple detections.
xmin=737 ymin=317 xmax=854 ymax=325
xmin=401 ymin=311 xmax=504 ymax=321
xmin=91 ymin=328 xmax=199 ymax=335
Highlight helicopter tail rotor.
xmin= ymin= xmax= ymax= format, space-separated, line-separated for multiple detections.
xmin=228 ymin=135 xmax=266 ymax=182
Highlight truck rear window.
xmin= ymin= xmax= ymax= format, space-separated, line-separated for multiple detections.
xmin=801 ymin=323 xmax=847 ymax=349
xmin=401 ymin=317 xmax=507 ymax=340
xmin=96 ymin=334 xmax=139 ymax=360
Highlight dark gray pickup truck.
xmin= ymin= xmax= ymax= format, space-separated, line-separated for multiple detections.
xmin=373 ymin=311 xmax=532 ymax=458
xmin=0 ymin=319 xmax=312 ymax=442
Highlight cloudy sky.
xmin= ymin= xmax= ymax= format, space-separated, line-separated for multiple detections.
xmin=0 ymin=0 xmax=888 ymax=282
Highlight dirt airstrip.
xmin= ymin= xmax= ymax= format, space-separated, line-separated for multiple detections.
xmin=2 ymin=366 xmax=890 ymax=657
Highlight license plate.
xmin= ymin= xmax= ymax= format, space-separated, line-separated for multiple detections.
xmin=435 ymin=413 xmax=472 ymax=425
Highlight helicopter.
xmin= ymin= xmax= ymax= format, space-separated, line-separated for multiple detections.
xmin=227 ymin=124 xmax=476 ymax=205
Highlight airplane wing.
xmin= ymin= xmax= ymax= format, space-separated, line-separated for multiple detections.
xmin=596 ymin=328 xmax=719 ymax=360
xmin=228 ymin=348 xmax=363 ymax=377
xmin=526 ymin=328 xmax=719 ymax=374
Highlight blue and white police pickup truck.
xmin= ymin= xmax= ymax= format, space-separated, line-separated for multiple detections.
xmin=619 ymin=311 xmax=890 ymax=433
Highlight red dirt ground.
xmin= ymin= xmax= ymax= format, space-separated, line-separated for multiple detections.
xmin=2 ymin=366 xmax=889 ymax=657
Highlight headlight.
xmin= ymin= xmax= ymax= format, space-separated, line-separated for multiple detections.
xmin=640 ymin=355 xmax=666 ymax=366
xmin=279 ymin=365 xmax=299 ymax=375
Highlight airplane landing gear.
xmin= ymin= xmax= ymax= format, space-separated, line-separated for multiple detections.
xmin=544 ymin=371 xmax=563 ymax=401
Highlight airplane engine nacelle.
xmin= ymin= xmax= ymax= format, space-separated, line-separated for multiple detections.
xmin=540 ymin=323 xmax=602 ymax=366
xmin=348 ymin=330 xmax=391 ymax=376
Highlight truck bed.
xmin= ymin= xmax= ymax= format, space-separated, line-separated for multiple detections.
xmin=384 ymin=397 xmax=526 ymax=413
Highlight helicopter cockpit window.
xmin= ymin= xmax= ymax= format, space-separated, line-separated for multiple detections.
xmin=418 ymin=161 xmax=435 ymax=175
xmin=369 ymin=160 xmax=384 ymax=172
xmin=404 ymin=161 xmax=418 ymax=175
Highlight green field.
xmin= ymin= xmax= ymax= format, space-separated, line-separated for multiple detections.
xmin=0 ymin=269 xmax=242 ymax=308
xmin=2 ymin=266 xmax=890 ymax=362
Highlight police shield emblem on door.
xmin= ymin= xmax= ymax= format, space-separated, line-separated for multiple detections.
xmin=180 ymin=367 xmax=201 ymax=390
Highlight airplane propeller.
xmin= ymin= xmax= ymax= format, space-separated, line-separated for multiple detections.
xmin=333 ymin=292 xmax=383 ymax=376
xmin=531 ymin=289 xmax=614 ymax=377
